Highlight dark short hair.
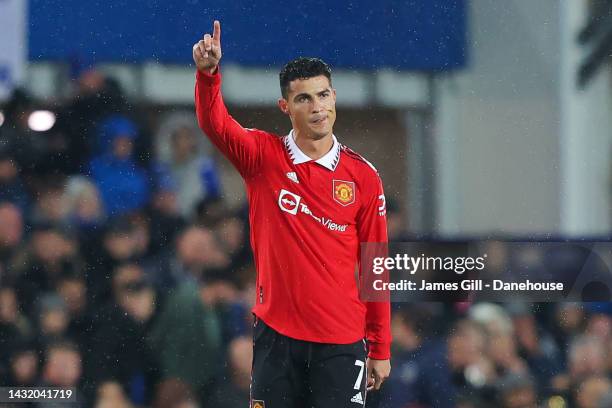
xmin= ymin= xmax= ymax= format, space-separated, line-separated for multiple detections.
xmin=279 ymin=57 xmax=332 ymax=98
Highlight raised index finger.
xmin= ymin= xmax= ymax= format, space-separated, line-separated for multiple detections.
xmin=213 ymin=20 xmax=221 ymax=45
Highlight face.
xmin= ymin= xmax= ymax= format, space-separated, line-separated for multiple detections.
xmin=112 ymin=264 xmax=144 ymax=297
xmin=112 ymin=136 xmax=133 ymax=159
xmin=171 ymin=127 xmax=198 ymax=162
xmin=11 ymin=351 xmax=38 ymax=384
xmin=0 ymin=158 xmax=18 ymax=182
xmin=278 ymin=75 xmax=336 ymax=140
xmin=32 ymin=231 xmax=74 ymax=264
xmin=104 ymin=232 xmax=137 ymax=261
xmin=74 ymin=186 xmax=103 ymax=221
xmin=177 ymin=227 xmax=229 ymax=269
xmin=58 ymin=279 xmax=87 ymax=315
xmin=0 ymin=288 xmax=18 ymax=323
xmin=503 ymin=387 xmax=537 ymax=408
xmin=44 ymin=348 xmax=82 ymax=387
xmin=40 ymin=309 xmax=69 ymax=336
xmin=0 ymin=204 xmax=23 ymax=248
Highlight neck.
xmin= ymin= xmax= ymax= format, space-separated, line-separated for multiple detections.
xmin=293 ymin=129 xmax=334 ymax=160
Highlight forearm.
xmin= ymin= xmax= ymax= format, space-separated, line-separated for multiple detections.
xmin=195 ymin=68 xmax=233 ymax=149
xmin=194 ymin=67 xmax=261 ymax=176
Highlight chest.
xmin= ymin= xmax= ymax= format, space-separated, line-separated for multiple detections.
xmin=254 ymin=151 xmax=362 ymax=228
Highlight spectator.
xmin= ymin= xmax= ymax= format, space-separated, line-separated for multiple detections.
xmin=88 ymin=115 xmax=150 ymax=216
xmin=568 ymin=336 xmax=608 ymax=380
xmin=385 ymin=197 xmax=409 ymax=241
xmin=0 ymin=202 xmax=24 ymax=281
xmin=146 ymin=168 xmax=186 ymax=254
xmin=89 ymin=263 xmax=159 ymax=406
xmin=381 ymin=306 xmax=455 ymax=408
xmin=447 ymin=319 xmax=496 ymax=402
xmin=575 ymin=376 xmax=611 ymax=408
xmin=60 ymin=70 xmax=129 ymax=173
xmin=15 ymin=224 xmax=79 ymax=316
xmin=148 ymin=273 xmax=223 ymax=403
xmin=40 ymin=341 xmax=84 ymax=407
xmin=584 ymin=312 xmax=611 ymax=344
xmin=41 ymin=341 xmax=80 ymax=383
xmin=35 ymin=293 xmax=71 ymax=347
xmin=0 ymin=286 xmax=31 ymax=337
xmin=495 ymin=373 xmax=538 ymax=408
xmin=487 ymin=327 xmax=528 ymax=376
xmin=0 ymin=150 xmax=30 ymax=213
xmin=55 ymin=270 xmax=93 ymax=353
xmin=152 ymin=378 xmax=200 ymax=408
xmin=30 ymin=178 xmax=70 ymax=226
xmin=144 ymin=225 xmax=229 ymax=290
xmin=551 ymin=303 xmax=586 ymax=365
xmin=551 ymin=335 xmax=609 ymax=400
xmin=155 ymin=112 xmax=221 ymax=218
xmin=0 ymin=88 xmax=45 ymax=173
xmin=84 ymin=217 xmax=140 ymax=309
xmin=208 ymin=336 xmax=252 ymax=408
xmin=507 ymin=303 xmax=562 ymax=393
xmin=64 ymin=176 xmax=106 ymax=232
xmin=94 ymin=381 xmax=134 ymax=408
xmin=7 ymin=342 xmax=39 ymax=387
xmin=213 ymin=212 xmax=252 ymax=278
xmin=0 ymin=286 xmax=32 ymax=381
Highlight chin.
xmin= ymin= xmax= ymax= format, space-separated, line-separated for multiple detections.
xmin=309 ymin=126 xmax=332 ymax=140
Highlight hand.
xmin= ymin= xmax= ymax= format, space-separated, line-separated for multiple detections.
xmin=193 ymin=20 xmax=222 ymax=74
xmin=366 ymin=358 xmax=390 ymax=391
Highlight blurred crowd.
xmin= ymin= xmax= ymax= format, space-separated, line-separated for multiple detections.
xmin=376 ymin=302 xmax=612 ymax=408
xmin=0 ymin=69 xmax=252 ymax=408
xmin=0 ymin=70 xmax=611 ymax=408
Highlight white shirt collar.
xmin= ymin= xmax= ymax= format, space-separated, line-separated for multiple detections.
xmin=283 ymin=130 xmax=341 ymax=171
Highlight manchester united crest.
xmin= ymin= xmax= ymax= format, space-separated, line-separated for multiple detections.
xmin=252 ymin=401 xmax=265 ymax=408
xmin=333 ymin=180 xmax=355 ymax=206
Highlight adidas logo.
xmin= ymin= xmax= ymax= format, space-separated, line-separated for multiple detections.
xmin=286 ymin=171 xmax=299 ymax=184
xmin=350 ymin=392 xmax=363 ymax=405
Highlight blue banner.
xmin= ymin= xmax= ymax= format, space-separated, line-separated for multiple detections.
xmin=29 ymin=0 xmax=467 ymax=71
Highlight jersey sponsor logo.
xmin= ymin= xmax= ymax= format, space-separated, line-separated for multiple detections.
xmin=286 ymin=171 xmax=299 ymax=184
xmin=333 ymin=180 xmax=355 ymax=206
xmin=278 ymin=189 xmax=348 ymax=233
xmin=278 ymin=189 xmax=302 ymax=215
xmin=251 ymin=401 xmax=265 ymax=408
xmin=350 ymin=392 xmax=364 ymax=405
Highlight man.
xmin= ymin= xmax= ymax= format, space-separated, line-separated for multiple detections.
xmin=192 ymin=21 xmax=391 ymax=407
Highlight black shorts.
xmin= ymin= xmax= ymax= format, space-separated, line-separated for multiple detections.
xmin=250 ymin=318 xmax=369 ymax=408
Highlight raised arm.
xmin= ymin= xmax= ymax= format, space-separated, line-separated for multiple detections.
xmin=193 ymin=21 xmax=264 ymax=178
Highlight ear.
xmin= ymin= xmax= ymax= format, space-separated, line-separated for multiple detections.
xmin=332 ymin=88 xmax=337 ymax=103
xmin=278 ymin=98 xmax=290 ymax=116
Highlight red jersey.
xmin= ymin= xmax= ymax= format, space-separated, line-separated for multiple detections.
xmin=195 ymin=69 xmax=391 ymax=359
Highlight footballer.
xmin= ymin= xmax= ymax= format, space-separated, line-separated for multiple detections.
xmin=192 ymin=20 xmax=391 ymax=407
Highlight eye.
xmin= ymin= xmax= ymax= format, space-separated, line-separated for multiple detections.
xmin=297 ymin=96 xmax=308 ymax=103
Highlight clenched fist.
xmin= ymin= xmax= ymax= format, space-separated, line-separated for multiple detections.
xmin=193 ymin=20 xmax=222 ymax=74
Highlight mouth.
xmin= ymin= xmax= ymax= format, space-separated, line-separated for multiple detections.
xmin=310 ymin=115 xmax=328 ymax=125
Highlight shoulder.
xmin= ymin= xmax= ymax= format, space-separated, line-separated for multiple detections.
xmin=340 ymin=144 xmax=382 ymax=181
xmin=245 ymin=128 xmax=284 ymax=147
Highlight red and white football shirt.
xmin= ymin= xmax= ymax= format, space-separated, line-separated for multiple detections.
xmin=195 ymin=69 xmax=391 ymax=359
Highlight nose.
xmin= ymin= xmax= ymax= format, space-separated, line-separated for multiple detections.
xmin=312 ymin=97 xmax=324 ymax=113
